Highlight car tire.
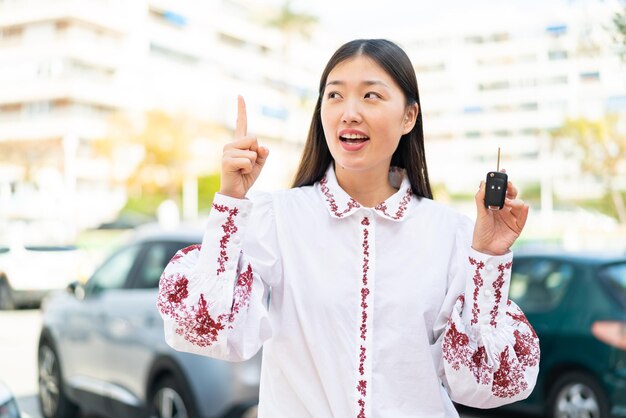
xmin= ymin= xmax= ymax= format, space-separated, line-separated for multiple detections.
xmin=547 ymin=371 xmax=610 ymax=418
xmin=38 ymin=338 xmax=79 ymax=418
xmin=148 ymin=375 xmax=199 ymax=418
xmin=0 ymin=278 xmax=15 ymax=310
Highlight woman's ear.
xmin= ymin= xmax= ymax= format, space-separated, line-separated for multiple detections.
xmin=402 ymin=103 xmax=419 ymax=135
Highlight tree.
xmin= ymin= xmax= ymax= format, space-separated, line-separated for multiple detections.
xmin=266 ymin=0 xmax=318 ymax=52
xmin=94 ymin=110 xmax=228 ymax=216
xmin=612 ymin=6 xmax=626 ymax=61
xmin=551 ymin=115 xmax=626 ymax=224
xmin=265 ymin=0 xmax=318 ymax=92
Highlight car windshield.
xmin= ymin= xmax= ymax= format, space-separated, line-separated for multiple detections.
xmin=601 ymin=262 xmax=626 ymax=308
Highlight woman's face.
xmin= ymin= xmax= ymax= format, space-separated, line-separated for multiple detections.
xmin=320 ymin=55 xmax=417 ymax=175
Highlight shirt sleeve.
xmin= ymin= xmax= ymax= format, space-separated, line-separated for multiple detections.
xmin=157 ymin=192 xmax=281 ymax=362
xmin=432 ymin=216 xmax=540 ymax=408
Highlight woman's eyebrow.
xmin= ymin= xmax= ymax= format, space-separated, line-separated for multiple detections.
xmin=325 ymin=80 xmax=390 ymax=88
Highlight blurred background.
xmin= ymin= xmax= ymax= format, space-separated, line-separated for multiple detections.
xmin=0 ymin=0 xmax=625 ymax=417
xmin=0 ymin=0 xmax=624 ymax=262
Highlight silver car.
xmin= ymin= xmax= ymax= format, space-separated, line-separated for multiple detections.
xmin=0 ymin=381 xmax=21 ymax=418
xmin=37 ymin=225 xmax=261 ymax=418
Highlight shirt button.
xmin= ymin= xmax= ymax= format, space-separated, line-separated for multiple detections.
xmin=241 ymin=211 xmax=248 ymax=218
xmin=485 ymin=264 xmax=494 ymax=272
xmin=484 ymin=289 xmax=493 ymax=298
xmin=233 ymin=237 xmax=241 ymax=245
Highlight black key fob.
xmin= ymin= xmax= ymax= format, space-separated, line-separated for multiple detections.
xmin=484 ymin=171 xmax=507 ymax=210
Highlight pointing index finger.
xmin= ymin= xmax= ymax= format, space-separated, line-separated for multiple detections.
xmin=235 ymin=95 xmax=247 ymax=138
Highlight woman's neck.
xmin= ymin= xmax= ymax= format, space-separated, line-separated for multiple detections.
xmin=334 ymin=164 xmax=398 ymax=208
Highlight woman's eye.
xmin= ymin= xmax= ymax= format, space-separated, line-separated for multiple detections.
xmin=364 ymin=92 xmax=381 ymax=99
xmin=326 ymin=91 xmax=342 ymax=99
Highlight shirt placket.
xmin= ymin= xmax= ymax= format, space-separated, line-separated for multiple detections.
xmin=355 ymin=211 xmax=375 ymax=418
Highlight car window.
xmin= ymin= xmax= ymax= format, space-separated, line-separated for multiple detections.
xmin=509 ymin=259 xmax=574 ymax=312
xmin=601 ymin=262 xmax=626 ymax=307
xmin=85 ymin=244 xmax=141 ymax=295
xmin=132 ymin=241 xmax=194 ymax=290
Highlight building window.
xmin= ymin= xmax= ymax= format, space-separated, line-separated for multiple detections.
xmin=149 ymin=43 xmax=199 ymax=65
xmin=465 ymin=131 xmax=482 ymax=138
xmin=463 ymin=106 xmax=484 ymax=114
xmin=548 ymin=50 xmax=568 ymax=60
xmin=478 ymin=81 xmax=510 ymax=91
xmin=520 ymin=102 xmax=538 ymax=111
xmin=580 ymin=71 xmax=600 ymax=82
xmin=493 ymin=130 xmax=512 ymax=137
xmin=149 ymin=8 xmax=187 ymax=28
xmin=546 ymin=24 xmax=568 ymax=37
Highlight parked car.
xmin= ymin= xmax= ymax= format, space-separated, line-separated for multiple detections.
xmin=490 ymin=251 xmax=626 ymax=418
xmin=0 ymin=242 xmax=83 ymax=309
xmin=0 ymin=381 xmax=21 ymax=418
xmin=37 ymin=224 xmax=261 ymax=418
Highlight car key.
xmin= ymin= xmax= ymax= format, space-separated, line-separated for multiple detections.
xmin=484 ymin=147 xmax=507 ymax=210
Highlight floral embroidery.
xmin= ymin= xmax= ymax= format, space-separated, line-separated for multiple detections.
xmin=442 ymin=319 xmax=471 ymax=371
xmin=157 ymin=263 xmax=255 ymax=347
xmin=489 ymin=262 xmax=512 ymax=327
xmin=212 ymin=203 xmax=240 ymax=276
xmin=468 ymin=258 xmax=485 ymax=325
xmin=374 ymin=188 xmax=412 ymax=220
xmin=356 ymin=217 xmax=371 ymax=418
xmin=507 ymin=307 xmax=538 ymax=338
xmin=169 ymin=244 xmax=201 ymax=264
xmin=221 ymin=264 xmax=254 ymax=328
xmin=157 ymin=273 xmax=189 ymax=315
xmin=359 ymin=346 xmax=366 ymax=375
xmin=179 ymin=294 xmax=225 ymax=346
xmin=357 ymin=380 xmax=367 ymax=397
xmin=492 ymin=346 xmax=528 ymax=398
xmin=357 ymin=400 xmax=365 ymax=418
xmin=513 ymin=330 xmax=540 ymax=368
xmin=470 ymin=346 xmax=491 ymax=385
xmin=319 ymin=176 xmax=360 ymax=218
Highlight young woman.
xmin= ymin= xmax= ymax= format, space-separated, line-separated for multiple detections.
xmin=158 ymin=39 xmax=539 ymax=417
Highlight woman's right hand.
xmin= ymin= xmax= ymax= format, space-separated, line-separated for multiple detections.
xmin=219 ymin=96 xmax=270 ymax=199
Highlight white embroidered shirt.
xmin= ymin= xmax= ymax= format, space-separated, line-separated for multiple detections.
xmin=158 ymin=164 xmax=540 ymax=418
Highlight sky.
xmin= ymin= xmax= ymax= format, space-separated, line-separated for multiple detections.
xmin=277 ymin=0 xmax=623 ymax=40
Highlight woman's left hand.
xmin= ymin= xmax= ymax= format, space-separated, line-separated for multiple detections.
xmin=472 ymin=170 xmax=529 ymax=256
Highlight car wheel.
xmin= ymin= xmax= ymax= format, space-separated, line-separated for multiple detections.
xmin=38 ymin=339 xmax=79 ymax=418
xmin=548 ymin=371 xmax=609 ymax=418
xmin=149 ymin=375 xmax=198 ymax=418
xmin=0 ymin=279 xmax=15 ymax=310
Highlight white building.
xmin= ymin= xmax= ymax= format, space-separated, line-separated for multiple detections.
xmin=0 ymin=0 xmax=624 ymax=246
xmin=0 ymin=0 xmax=321 ymax=239
xmin=397 ymin=0 xmax=626 ymax=203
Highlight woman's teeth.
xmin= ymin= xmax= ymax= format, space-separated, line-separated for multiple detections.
xmin=340 ymin=134 xmax=369 ymax=143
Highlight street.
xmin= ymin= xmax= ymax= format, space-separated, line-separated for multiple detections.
xmin=0 ymin=309 xmax=527 ymax=418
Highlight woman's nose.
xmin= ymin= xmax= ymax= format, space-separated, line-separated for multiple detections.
xmin=341 ymin=99 xmax=362 ymax=124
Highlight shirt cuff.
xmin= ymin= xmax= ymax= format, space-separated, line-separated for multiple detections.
xmin=462 ymin=248 xmax=514 ymax=330
xmin=201 ymin=193 xmax=255 ymax=275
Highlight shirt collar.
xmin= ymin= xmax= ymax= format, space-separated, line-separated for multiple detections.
xmin=316 ymin=164 xmax=413 ymax=221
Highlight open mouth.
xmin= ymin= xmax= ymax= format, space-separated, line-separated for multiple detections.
xmin=339 ymin=134 xmax=370 ymax=144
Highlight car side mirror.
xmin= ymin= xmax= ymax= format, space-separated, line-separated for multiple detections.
xmin=66 ymin=281 xmax=85 ymax=300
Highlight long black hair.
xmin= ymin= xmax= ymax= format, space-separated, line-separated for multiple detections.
xmin=291 ymin=39 xmax=432 ymax=199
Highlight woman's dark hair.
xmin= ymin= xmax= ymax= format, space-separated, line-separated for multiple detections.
xmin=290 ymin=39 xmax=433 ymax=199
